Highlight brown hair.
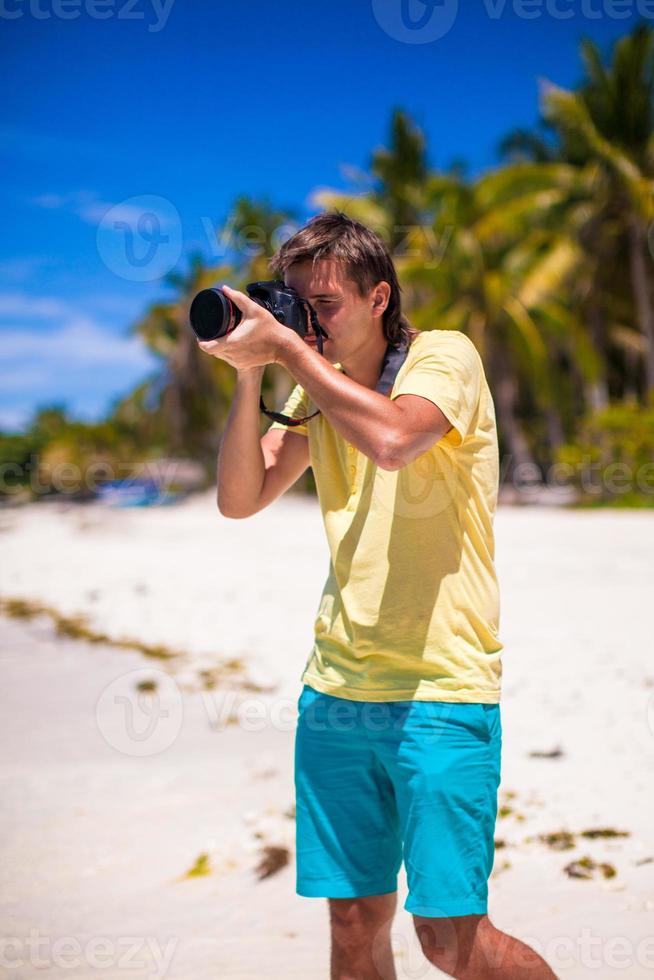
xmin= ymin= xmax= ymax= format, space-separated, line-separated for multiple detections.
xmin=269 ymin=210 xmax=419 ymax=348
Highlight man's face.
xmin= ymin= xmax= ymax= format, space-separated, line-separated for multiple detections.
xmin=284 ymin=258 xmax=385 ymax=363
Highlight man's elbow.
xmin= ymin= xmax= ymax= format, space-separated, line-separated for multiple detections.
xmin=217 ymin=495 xmax=257 ymax=519
xmin=376 ymin=457 xmax=405 ymax=472
xmin=374 ymin=435 xmax=408 ymax=471
xmin=375 ymin=430 xmax=448 ymax=471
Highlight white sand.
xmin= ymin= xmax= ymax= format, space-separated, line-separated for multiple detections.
xmin=1 ymin=493 xmax=653 ymax=978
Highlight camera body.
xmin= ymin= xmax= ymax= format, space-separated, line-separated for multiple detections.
xmin=188 ymin=280 xmax=327 ymax=426
xmin=189 ymin=280 xmax=328 ymax=352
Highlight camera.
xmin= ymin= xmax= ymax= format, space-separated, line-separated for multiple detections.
xmin=188 ymin=280 xmax=327 ymax=427
xmin=189 ymin=280 xmax=329 ymax=353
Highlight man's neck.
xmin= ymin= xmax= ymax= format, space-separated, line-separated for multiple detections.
xmin=337 ymin=334 xmax=390 ymax=391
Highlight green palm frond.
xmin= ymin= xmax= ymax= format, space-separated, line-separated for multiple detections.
xmin=538 ymin=300 xmax=602 ymax=381
xmin=503 ymin=296 xmax=549 ymax=360
xmin=308 ymin=189 xmax=389 ymax=230
xmin=475 ymin=160 xmax=580 ymax=206
xmin=542 ymin=82 xmax=654 ymax=218
xmin=515 ymin=238 xmax=582 ymax=309
xmin=609 ymin=323 xmax=648 ymax=354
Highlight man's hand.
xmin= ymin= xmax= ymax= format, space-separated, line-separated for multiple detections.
xmin=195 ymin=284 xmax=287 ymax=371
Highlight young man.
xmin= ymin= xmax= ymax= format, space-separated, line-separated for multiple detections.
xmin=198 ymin=212 xmax=557 ymax=980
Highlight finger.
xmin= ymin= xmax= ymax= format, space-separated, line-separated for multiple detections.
xmin=197 ymin=340 xmax=234 ymax=366
xmin=196 ymin=337 xmax=223 ymax=352
xmin=221 ymin=283 xmax=258 ymax=316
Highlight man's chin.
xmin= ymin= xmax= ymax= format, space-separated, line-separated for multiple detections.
xmin=305 ymin=336 xmax=333 ymax=355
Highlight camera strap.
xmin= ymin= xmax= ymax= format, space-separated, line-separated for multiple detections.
xmin=375 ymin=335 xmax=411 ymax=395
xmin=259 ymin=335 xmax=412 ymax=426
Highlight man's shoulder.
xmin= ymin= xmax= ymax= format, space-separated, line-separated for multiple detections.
xmin=411 ymin=329 xmax=479 ymax=352
xmin=407 ymin=329 xmax=482 ymax=369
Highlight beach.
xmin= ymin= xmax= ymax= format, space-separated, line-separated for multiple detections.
xmin=1 ymin=492 xmax=653 ymax=978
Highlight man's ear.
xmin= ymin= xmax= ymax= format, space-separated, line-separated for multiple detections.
xmin=371 ymin=281 xmax=391 ymax=317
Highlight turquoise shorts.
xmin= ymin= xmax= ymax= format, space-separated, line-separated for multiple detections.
xmin=294 ymin=684 xmax=502 ymax=918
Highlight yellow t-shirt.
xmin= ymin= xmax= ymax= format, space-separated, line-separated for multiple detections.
xmin=269 ymin=329 xmax=503 ymax=703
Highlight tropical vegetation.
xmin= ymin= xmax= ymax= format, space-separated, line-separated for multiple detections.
xmin=2 ymin=24 xmax=653 ymax=506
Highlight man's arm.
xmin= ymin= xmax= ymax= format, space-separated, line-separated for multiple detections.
xmin=216 ymin=368 xmax=268 ymax=517
xmin=276 ymin=332 xmax=453 ymax=470
xmin=196 ymin=286 xmax=468 ymax=473
xmin=216 ymin=366 xmax=311 ymax=519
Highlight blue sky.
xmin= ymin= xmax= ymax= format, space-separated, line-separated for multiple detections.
xmin=1 ymin=0 xmax=647 ymax=432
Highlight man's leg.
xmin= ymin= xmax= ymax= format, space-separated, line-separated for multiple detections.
xmin=414 ymin=913 xmax=558 ymax=979
xmin=329 ymin=892 xmax=398 ymax=980
xmin=294 ymin=688 xmax=403 ymax=977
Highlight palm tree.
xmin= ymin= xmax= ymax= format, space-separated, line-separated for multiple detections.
xmin=126 ymin=250 xmax=237 ymax=462
xmin=410 ymin=166 xmax=593 ymax=469
xmin=504 ymin=24 xmax=654 ymax=402
xmin=122 ymin=195 xmax=304 ymax=469
xmin=370 ymin=108 xmax=430 ymax=250
xmin=314 ymin=105 xmax=613 ymax=472
xmin=230 ymin=195 xmax=299 ymax=280
xmin=314 ymin=149 xmax=613 ymax=476
xmin=228 ymin=197 xmax=307 ymax=415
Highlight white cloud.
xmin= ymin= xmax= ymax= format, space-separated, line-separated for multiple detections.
xmin=30 ymin=189 xmax=175 ymax=230
xmin=0 ymin=289 xmax=152 ymax=323
xmin=0 ymin=405 xmax=33 ymax=432
xmin=32 ymin=193 xmax=67 ymax=210
xmin=0 ymin=367 xmax=52 ymax=392
xmin=0 ymin=292 xmax=74 ymax=319
xmin=0 ymin=290 xmax=159 ymax=431
xmin=0 ymin=257 xmax=56 ymax=284
xmin=0 ymin=315 xmax=155 ymax=369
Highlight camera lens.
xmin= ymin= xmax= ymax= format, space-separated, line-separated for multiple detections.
xmin=189 ymin=288 xmax=242 ymax=341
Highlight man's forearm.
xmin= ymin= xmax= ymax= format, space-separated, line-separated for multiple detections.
xmin=216 ymin=369 xmax=266 ymax=516
xmin=276 ymin=333 xmax=403 ymax=462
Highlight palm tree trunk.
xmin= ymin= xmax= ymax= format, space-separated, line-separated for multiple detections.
xmin=165 ymin=313 xmax=219 ymax=457
xmin=586 ymin=293 xmax=610 ymax=411
xmin=488 ymin=341 xmax=538 ymax=483
xmin=626 ymin=216 xmax=654 ymax=399
xmin=545 ymin=406 xmax=566 ymax=454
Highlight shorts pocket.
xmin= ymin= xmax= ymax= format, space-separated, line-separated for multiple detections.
xmin=454 ymin=703 xmax=492 ymax=743
xmin=479 ymin=703 xmax=502 ymax=743
xmin=475 ymin=703 xmax=491 ymax=741
xmin=461 ymin=703 xmax=501 ymax=742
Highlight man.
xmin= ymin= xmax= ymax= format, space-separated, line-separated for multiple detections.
xmin=198 ymin=212 xmax=557 ymax=980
